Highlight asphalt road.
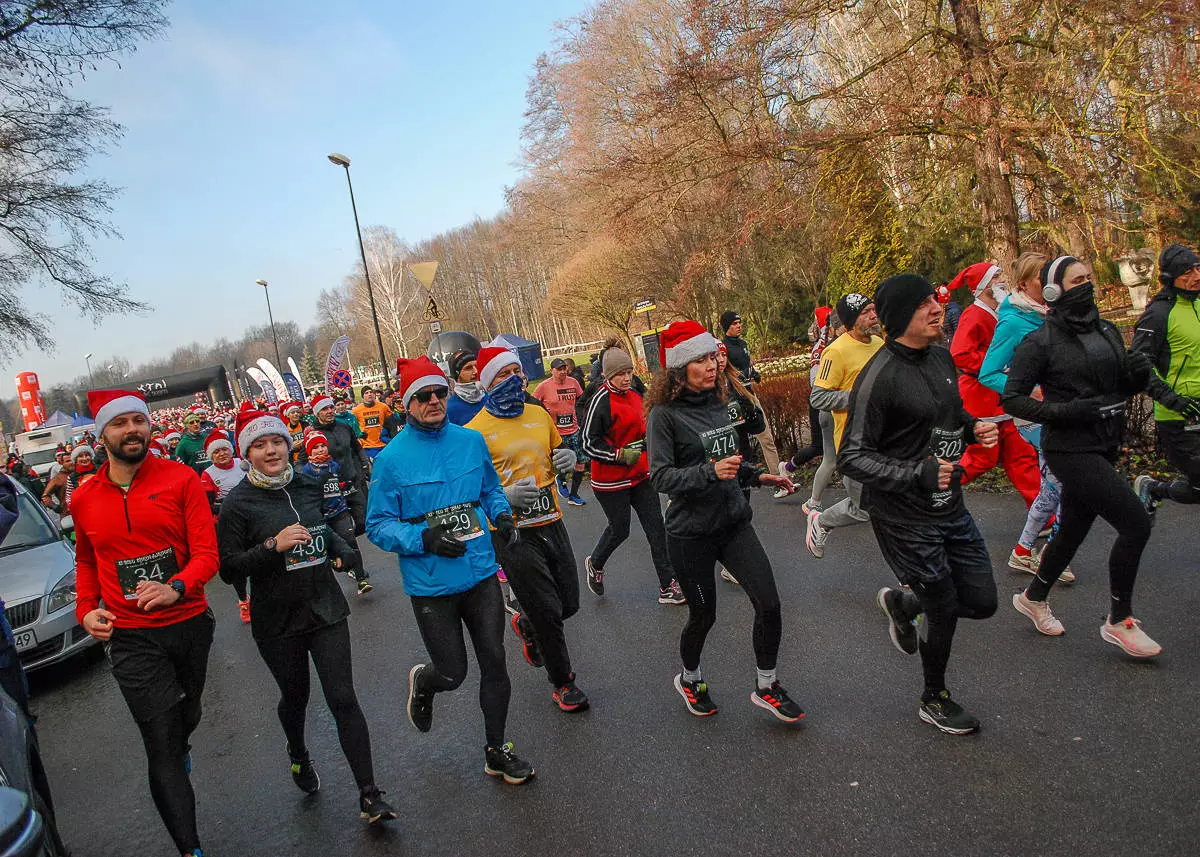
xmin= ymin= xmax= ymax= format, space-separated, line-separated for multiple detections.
xmin=27 ymin=483 xmax=1200 ymax=857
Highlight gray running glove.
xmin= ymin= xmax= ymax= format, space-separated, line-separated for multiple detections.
xmin=551 ymin=446 xmax=577 ymax=473
xmin=504 ymin=481 xmax=543 ymax=508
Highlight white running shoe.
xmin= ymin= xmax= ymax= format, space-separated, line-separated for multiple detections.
xmin=1012 ymin=546 xmax=1075 ymax=584
xmin=1100 ymin=616 xmax=1161 ymax=658
xmin=805 ymin=509 xmax=827 ymax=559
xmin=1012 ymin=591 xmax=1065 ymax=636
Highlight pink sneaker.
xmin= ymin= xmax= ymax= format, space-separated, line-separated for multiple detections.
xmin=1012 ymin=591 xmax=1064 ymax=636
xmin=1100 ymin=616 xmax=1161 ymax=658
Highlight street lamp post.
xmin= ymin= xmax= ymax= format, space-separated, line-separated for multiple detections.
xmin=84 ymin=353 xmax=94 ymax=388
xmin=327 ymin=152 xmax=390 ymax=387
xmin=255 ymin=279 xmax=284 ymax=372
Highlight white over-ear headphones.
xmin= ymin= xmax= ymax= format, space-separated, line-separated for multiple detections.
xmin=1042 ymin=256 xmax=1070 ymax=303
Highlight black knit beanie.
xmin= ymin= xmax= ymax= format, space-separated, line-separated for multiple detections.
xmin=875 ymin=274 xmax=934 ymax=335
xmin=449 ymin=349 xmax=478 ymax=381
xmin=835 ymin=293 xmax=871 ymax=330
xmin=719 ymin=310 xmax=741 ymax=333
xmin=1160 ymin=244 xmax=1200 ymax=285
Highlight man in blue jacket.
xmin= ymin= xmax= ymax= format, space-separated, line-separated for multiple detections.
xmin=365 ymin=356 xmax=534 ymax=785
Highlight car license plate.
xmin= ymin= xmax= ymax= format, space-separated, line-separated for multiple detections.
xmin=12 ymin=629 xmax=36 ymax=652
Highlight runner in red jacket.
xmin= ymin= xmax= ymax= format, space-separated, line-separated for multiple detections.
xmin=73 ymin=389 xmax=217 ymax=857
xmin=948 ymin=263 xmax=1041 ymax=507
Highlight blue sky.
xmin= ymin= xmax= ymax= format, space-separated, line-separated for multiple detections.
xmin=2 ymin=0 xmax=588 ymax=389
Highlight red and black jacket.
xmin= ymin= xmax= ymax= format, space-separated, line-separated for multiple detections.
xmin=581 ymin=381 xmax=650 ymax=492
xmin=73 ymin=454 xmax=219 ymax=629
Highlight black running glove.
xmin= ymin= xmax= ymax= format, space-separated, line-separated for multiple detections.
xmin=494 ymin=513 xmax=520 ymax=547
xmin=916 ymin=457 xmax=941 ymax=492
xmin=422 ymin=524 xmax=467 ymax=558
xmin=1181 ymin=398 xmax=1200 ymax=422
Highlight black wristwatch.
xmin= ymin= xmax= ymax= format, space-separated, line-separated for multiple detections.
xmin=264 ymin=536 xmax=278 ymax=552
xmin=169 ymin=579 xmax=186 ymax=598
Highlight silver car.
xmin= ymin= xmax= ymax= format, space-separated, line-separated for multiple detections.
xmin=0 ymin=484 xmax=95 ymax=672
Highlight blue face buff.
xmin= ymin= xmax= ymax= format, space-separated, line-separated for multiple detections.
xmin=484 ymin=373 xmax=526 ymax=418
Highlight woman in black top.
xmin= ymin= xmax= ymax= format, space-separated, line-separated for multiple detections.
xmin=217 ymin=408 xmax=395 ymax=823
xmin=646 ymin=320 xmax=800 ymax=722
xmin=1003 ymin=256 xmax=1190 ymax=658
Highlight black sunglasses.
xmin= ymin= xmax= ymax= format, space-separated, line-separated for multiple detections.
xmin=413 ymin=387 xmax=449 ymax=403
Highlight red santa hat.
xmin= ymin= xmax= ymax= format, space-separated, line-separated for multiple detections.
xmin=476 ymin=346 xmax=522 ymax=390
xmin=658 ymin=320 xmax=720 ymax=370
xmin=204 ymin=430 xmax=233 ymax=459
xmin=310 ymin=393 xmax=334 ymax=415
xmin=87 ymin=389 xmax=151 ymax=437
xmin=947 ymin=262 xmax=1002 ymax=297
xmin=396 ymin=356 xmax=449 ymax=408
xmin=815 ymin=305 xmax=832 ymax=328
xmin=164 ymin=430 xmax=181 ymax=443
xmin=148 ymin=438 xmax=169 ymax=458
xmin=282 ymin=401 xmax=302 ymax=417
xmin=70 ymin=444 xmax=95 ymax=462
xmin=234 ymin=407 xmax=291 ymax=458
xmin=304 ymin=431 xmax=329 ymax=455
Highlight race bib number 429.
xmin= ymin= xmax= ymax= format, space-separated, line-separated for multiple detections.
xmin=115 ymin=547 xmax=180 ymax=600
xmin=425 ymin=503 xmax=486 ymax=541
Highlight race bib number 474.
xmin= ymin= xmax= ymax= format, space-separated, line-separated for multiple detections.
xmin=700 ymin=425 xmax=738 ymax=462
xmin=115 ymin=547 xmax=180 ymax=600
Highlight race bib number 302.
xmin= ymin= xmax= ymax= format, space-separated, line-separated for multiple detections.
xmin=115 ymin=547 xmax=180 ymax=600
xmin=700 ymin=425 xmax=739 ymax=462
xmin=514 ymin=485 xmax=558 ymax=528
xmin=286 ymin=523 xmax=329 ymax=571
xmin=425 ymin=503 xmax=486 ymax=541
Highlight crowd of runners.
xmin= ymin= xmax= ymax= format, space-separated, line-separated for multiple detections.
xmin=5 ymin=242 xmax=1200 ymax=855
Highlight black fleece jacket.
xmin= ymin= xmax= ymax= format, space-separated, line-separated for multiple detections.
xmin=647 ymin=386 xmax=765 ymax=538
xmin=217 ymin=470 xmax=356 ymax=641
xmin=838 ymin=340 xmax=979 ymax=522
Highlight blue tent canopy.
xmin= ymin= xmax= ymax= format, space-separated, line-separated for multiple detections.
xmin=71 ymin=414 xmax=95 ymax=428
xmin=38 ymin=411 xmax=73 ymax=428
xmin=491 ymin=333 xmax=545 ymax=380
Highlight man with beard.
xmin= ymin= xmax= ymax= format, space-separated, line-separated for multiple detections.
xmin=72 ymin=389 xmax=219 ymax=857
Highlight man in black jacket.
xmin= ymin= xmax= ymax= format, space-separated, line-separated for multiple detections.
xmin=309 ymin=396 xmax=372 ymax=534
xmin=839 ymin=274 xmax=999 ymax=736
xmin=1131 ymin=243 xmax=1200 ymax=517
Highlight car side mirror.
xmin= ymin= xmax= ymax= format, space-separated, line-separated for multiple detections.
xmin=0 ymin=786 xmax=45 ymax=856
xmin=58 ymin=515 xmax=73 ymax=533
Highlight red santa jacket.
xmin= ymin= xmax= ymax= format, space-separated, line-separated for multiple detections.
xmin=949 ymin=302 xmax=1005 ymax=419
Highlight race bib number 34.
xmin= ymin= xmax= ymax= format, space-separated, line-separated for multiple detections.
xmin=514 ymin=485 xmax=557 ymax=528
xmin=425 ymin=503 xmax=486 ymax=541
xmin=115 ymin=547 xmax=180 ymax=600
xmin=700 ymin=425 xmax=738 ymax=462
xmin=286 ymin=523 xmax=329 ymax=571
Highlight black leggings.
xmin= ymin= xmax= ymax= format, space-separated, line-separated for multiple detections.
xmin=136 ymin=697 xmax=203 ymax=853
xmin=1156 ymin=421 xmax=1200 ymax=503
xmin=667 ymin=523 xmax=781 ymax=672
xmin=328 ymin=509 xmax=366 ymax=577
xmin=233 ymin=577 xmax=249 ymax=602
xmin=255 ymin=620 xmax=375 ymax=789
xmin=591 ymin=480 xmax=674 ymax=588
xmin=1032 ymin=451 xmax=1151 ymax=621
xmin=790 ymin=402 xmax=824 ymax=467
xmin=410 ymin=575 xmax=511 ymax=747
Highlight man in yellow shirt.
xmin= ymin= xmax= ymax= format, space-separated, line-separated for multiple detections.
xmin=353 ymin=386 xmax=392 ymax=460
xmin=806 ymin=292 xmax=884 ymax=559
xmin=467 ymin=346 xmax=589 ymax=713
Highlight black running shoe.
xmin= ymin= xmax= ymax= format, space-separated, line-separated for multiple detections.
xmin=407 ymin=664 xmax=434 ymax=733
xmin=484 ymin=742 xmax=536 ymax=784
xmin=510 ymin=612 xmax=544 ymax=668
xmin=359 ymin=786 xmax=397 ymax=823
xmin=585 ymin=555 xmax=604 ymax=597
xmin=288 ymin=749 xmax=320 ymax=794
xmin=751 ymin=681 xmax=805 ymax=723
xmin=674 ymin=674 xmax=717 ymax=716
xmin=1134 ymin=475 xmax=1159 ymax=528
xmin=552 ymin=675 xmax=589 ymax=712
xmin=876 ymin=587 xmax=918 ymax=655
xmin=919 ymin=690 xmax=980 ymax=735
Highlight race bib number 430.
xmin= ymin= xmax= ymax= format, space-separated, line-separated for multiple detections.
xmin=700 ymin=425 xmax=738 ymax=462
xmin=286 ymin=523 xmax=329 ymax=571
xmin=115 ymin=547 xmax=180 ymax=600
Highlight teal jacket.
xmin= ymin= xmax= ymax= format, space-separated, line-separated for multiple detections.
xmin=979 ymin=297 xmax=1046 ymax=396
xmin=365 ymin=420 xmax=510 ymax=597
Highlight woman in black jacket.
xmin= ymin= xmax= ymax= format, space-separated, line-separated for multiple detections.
xmin=1003 ymin=256 xmax=1190 ymax=657
xmin=217 ymin=407 xmax=395 ymax=823
xmin=646 ymin=320 xmax=800 ymax=722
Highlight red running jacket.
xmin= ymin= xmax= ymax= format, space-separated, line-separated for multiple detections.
xmin=581 ymin=382 xmax=650 ymax=492
xmin=73 ymin=454 xmax=219 ymax=628
xmin=949 ymin=302 xmax=1004 ymax=419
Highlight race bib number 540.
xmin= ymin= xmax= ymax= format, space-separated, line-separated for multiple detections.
xmin=514 ymin=485 xmax=557 ymax=528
